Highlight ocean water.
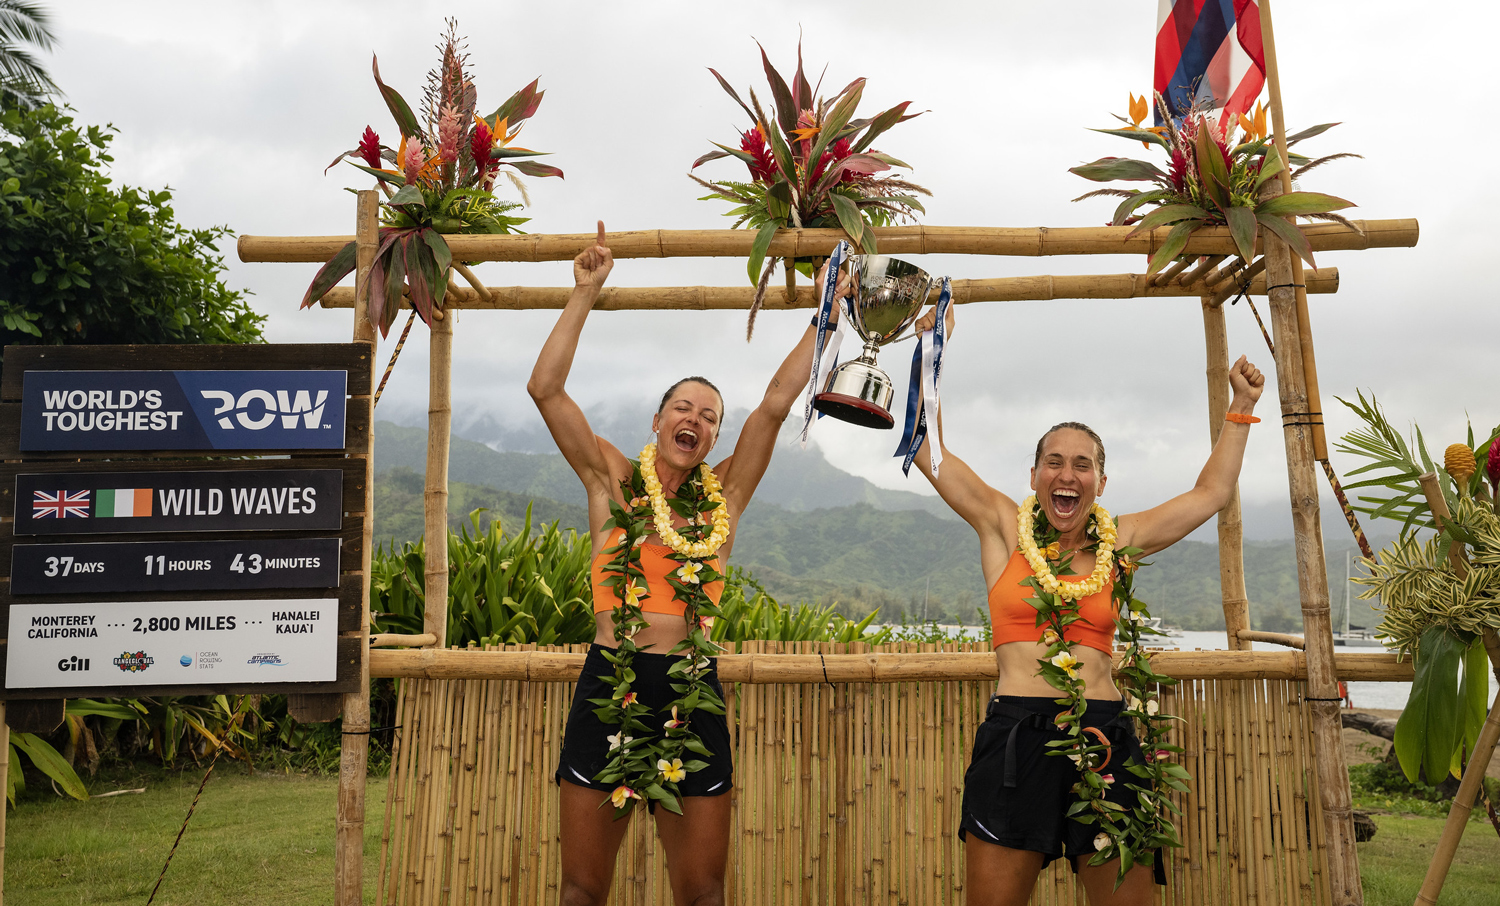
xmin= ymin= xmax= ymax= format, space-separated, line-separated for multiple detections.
xmin=1152 ymin=630 xmax=1498 ymax=712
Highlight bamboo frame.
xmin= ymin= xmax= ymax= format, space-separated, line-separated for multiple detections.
xmin=1203 ymin=296 xmax=1253 ymax=649
xmin=236 ymin=219 xmax=1418 ymax=264
xmin=315 ymin=268 xmax=1341 ymax=311
xmin=373 ymin=633 xmax=440 ymax=648
xmin=425 ymin=306 xmax=453 ymax=649
xmin=1237 ymin=630 xmax=1307 ymax=650
xmin=367 ymin=647 xmax=1412 ymax=683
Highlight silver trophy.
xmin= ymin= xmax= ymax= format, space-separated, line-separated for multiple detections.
xmin=813 ymin=255 xmax=937 ymax=429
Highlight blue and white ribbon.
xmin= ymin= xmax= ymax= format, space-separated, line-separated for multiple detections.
xmin=895 ymin=277 xmax=952 ymax=477
xmin=798 ymin=241 xmax=852 ymax=447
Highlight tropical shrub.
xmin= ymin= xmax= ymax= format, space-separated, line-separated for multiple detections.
xmin=1340 ymin=393 xmax=1500 ymax=784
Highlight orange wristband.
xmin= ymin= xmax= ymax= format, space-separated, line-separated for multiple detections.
xmin=1225 ymin=412 xmax=1260 ymax=424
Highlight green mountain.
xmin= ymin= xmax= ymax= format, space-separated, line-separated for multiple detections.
xmin=373 ymin=467 xmax=588 ymax=549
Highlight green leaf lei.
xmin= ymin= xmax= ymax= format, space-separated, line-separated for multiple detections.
xmin=1020 ymin=500 xmax=1187 ymax=885
xmin=590 ymin=460 xmax=728 ymax=817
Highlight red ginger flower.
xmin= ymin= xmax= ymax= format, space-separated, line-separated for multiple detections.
xmin=471 ymin=117 xmax=493 ymax=173
xmin=358 ymin=126 xmax=382 ymax=169
xmin=740 ymin=126 xmax=776 ymax=183
xmin=1488 ymin=441 xmax=1500 ymax=490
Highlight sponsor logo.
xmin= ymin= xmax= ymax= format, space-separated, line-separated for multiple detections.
xmin=179 ymin=655 xmax=193 ymax=667
xmin=57 ymin=655 xmax=90 ymax=672
xmin=247 ymin=653 xmax=284 ymax=666
xmin=199 ymin=390 xmax=329 ymax=431
xmin=113 ymin=650 xmax=155 ymax=673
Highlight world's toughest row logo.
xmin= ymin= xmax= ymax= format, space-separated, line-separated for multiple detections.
xmin=113 ymin=650 xmax=154 ymax=672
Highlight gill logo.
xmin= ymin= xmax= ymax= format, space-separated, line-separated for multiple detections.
xmin=199 ymin=390 xmax=330 ymax=430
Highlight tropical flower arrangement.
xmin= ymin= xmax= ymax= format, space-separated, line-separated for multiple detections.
xmin=1018 ymin=496 xmax=1184 ymax=884
xmin=300 ymin=20 xmax=562 ymax=336
xmin=1069 ymin=93 xmax=1358 ymax=275
xmin=1338 ymin=392 xmax=1500 ymax=786
xmin=690 ymin=44 xmax=929 ymax=336
xmin=592 ymin=444 xmax=732 ymax=816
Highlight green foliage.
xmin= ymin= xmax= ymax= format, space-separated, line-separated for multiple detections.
xmin=0 ymin=1 xmax=59 ymax=112
xmin=0 ymin=104 xmax=264 ymax=357
xmin=711 ymin=567 xmax=890 ymax=645
xmin=374 ymin=466 xmax=588 ymax=544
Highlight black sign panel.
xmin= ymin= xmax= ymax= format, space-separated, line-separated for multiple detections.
xmin=10 ymin=538 xmax=342 ymax=595
xmin=19 ymin=370 xmax=347 ymax=451
xmin=13 ymin=470 xmax=343 ymax=535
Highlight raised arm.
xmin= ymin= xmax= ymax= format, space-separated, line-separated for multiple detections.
xmin=718 ymin=263 xmax=848 ymax=508
xmin=526 ymin=221 xmax=619 ymax=496
xmin=1117 ymin=355 xmax=1266 ymax=554
xmin=907 ymin=304 xmax=1018 ymax=549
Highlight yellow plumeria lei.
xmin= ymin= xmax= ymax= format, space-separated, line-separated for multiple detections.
xmin=640 ymin=442 xmax=731 ymax=558
xmin=591 ymin=446 xmax=730 ymax=818
xmin=1017 ymin=495 xmax=1116 ymax=599
xmin=1017 ymin=495 xmax=1184 ymax=885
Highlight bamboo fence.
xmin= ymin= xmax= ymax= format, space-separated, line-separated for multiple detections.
xmin=377 ymin=641 xmax=1356 ymax=906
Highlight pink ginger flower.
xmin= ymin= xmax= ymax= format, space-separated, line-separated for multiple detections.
xmin=358 ymin=126 xmax=382 ymax=168
xmin=402 ymin=139 xmax=426 ymax=184
xmin=438 ymin=105 xmax=461 ymax=165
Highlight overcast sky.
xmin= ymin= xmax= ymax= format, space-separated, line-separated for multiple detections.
xmin=39 ymin=2 xmax=1498 ymax=540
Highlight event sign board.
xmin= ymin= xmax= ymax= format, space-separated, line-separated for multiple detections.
xmin=4 ymin=599 xmax=337 ymax=688
xmin=10 ymin=538 xmax=342 ymax=595
xmin=13 ymin=469 xmax=344 ymax=535
xmin=19 ymin=370 xmax=348 ymax=451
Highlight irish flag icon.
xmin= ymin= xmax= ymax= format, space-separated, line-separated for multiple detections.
xmin=95 ymin=488 xmax=153 ymax=518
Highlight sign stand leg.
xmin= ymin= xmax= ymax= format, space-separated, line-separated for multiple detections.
xmin=335 ymin=189 xmax=380 ymax=906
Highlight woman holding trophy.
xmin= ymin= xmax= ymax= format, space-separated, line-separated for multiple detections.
xmin=902 ymin=304 xmax=1265 ymax=904
xmin=529 ymin=222 xmax=849 ymax=906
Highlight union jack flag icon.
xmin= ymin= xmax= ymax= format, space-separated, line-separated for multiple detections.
xmin=33 ymin=490 xmax=91 ymax=518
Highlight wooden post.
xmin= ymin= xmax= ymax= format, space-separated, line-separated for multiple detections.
xmin=0 ymin=701 xmax=7 ymax=906
xmin=335 ymin=189 xmax=380 ymax=906
xmin=1260 ymin=186 xmax=1362 ymax=904
xmin=425 ymin=298 xmax=453 ymax=649
xmin=1203 ymin=296 xmax=1252 ymax=650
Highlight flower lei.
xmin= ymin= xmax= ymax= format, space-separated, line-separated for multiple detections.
xmin=590 ymin=443 xmax=730 ymax=817
xmin=1018 ymin=495 xmax=1186 ymax=884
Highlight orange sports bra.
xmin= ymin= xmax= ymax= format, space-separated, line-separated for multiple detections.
xmin=987 ymin=550 xmax=1116 ymax=654
xmin=590 ymin=527 xmax=725 ymax=616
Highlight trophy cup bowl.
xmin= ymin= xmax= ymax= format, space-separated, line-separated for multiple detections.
xmin=812 ymin=255 xmax=937 ymax=429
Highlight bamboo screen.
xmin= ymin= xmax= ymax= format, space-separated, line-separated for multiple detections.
xmin=377 ymin=642 xmax=1330 ymax=905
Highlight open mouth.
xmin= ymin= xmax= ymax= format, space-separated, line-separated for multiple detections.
xmin=1051 ymin=489 xmax=1081 ymax=519
xmin=673 ymin=428 xmax=698 ymax=454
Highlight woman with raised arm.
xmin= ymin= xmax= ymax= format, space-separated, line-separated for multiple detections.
xmin=529 ymin=222 xmax=846 ymax=906
xmin=905 ymin=304 xmax=1264 ymax=905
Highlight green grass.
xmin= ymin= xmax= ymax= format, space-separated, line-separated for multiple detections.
xmin=7 ymin=765 xmax=384 ymax=905
xmin=1359 ymin=814 xmax=1499 ymax=905
xmin=6 ymin=769 xmax=1496 ymax=904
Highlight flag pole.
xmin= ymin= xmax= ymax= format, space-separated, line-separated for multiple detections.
xmin=1257 ymin=3 xmax=1365 ymax=904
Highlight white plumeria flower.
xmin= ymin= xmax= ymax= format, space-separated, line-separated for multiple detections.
xmin=1094 ymin=832 xmax=1111 ymax=852
xmin=1146 ymin=699 xmax=1160 ymax=716
xmin=607 ymin=733 xmax=633 ymax=751
xmin=1127 ymin=695 xmax=1143 ymax=712
xmin=676 ymin=561 xmax=704 ymax=585
xmin=1049 ymin=651 xmax=1080 ymax=678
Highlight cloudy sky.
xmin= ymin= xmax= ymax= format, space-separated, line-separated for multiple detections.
xmin=38 ymin=2 xmax=1496 ymax=540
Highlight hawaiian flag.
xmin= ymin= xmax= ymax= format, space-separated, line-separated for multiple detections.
xmin=1154 ymin=0 xmax=1266 ymax=123
xmin=33 ymin=490 xmax=91 ymax=518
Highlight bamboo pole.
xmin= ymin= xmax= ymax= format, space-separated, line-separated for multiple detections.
xmin=1259 ymin=180 xmax=1363 ymax=905
xmin=1238 ymin=630 xmax=1306 ymax=650
xmin=373 ymin=633 xmax=440 ymax=648
xmin=1178 ymin=254 xmax=1228 ymax=287
xmin=1204 ymin=296 xmax=1254 ymax=649
xmin=1210 ymin=258 xmax=1269 ymax=307
xmin=424 ymin=303 xmax=452 ymax=649
xmin=317 ymin=268 xmax=1341 ymax=311
xmin=237 ymin=218 xmax=1418 ymax=264
xmin=1257 ymin=0 xmax=1330 ymax=464
xmin=336 ymin=188 xmax=380 ymax=906
xmin=1152 ymin=256 xmax=1195 ymax=286
xmin=368 ymin=647 xmax=1412 ymax=682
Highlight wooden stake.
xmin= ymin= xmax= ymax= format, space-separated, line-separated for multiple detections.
xmin=1415 ymin=684 xmax=1500 ymax=905
xmin=1260 ymin=174 xmax=1364 ymax=902
xmin=336 ymin=188 xmax=380 ymax=906
xmin=0 ymin=700 xmax=8 ymax=906
xmin=424 ymin=299 xmax=452 ymax=649
xmin=1204 ymin=296 xmax=1254 ymax=650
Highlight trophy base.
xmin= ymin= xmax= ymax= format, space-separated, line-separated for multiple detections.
xmin=812 ymin=392 xmax=896 ymax=430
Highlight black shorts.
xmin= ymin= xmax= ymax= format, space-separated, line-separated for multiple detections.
xmin=960 ymin=695 xmax=1165 ymax=884
xmin=555 ymin=643 xmax=734 ymax=800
